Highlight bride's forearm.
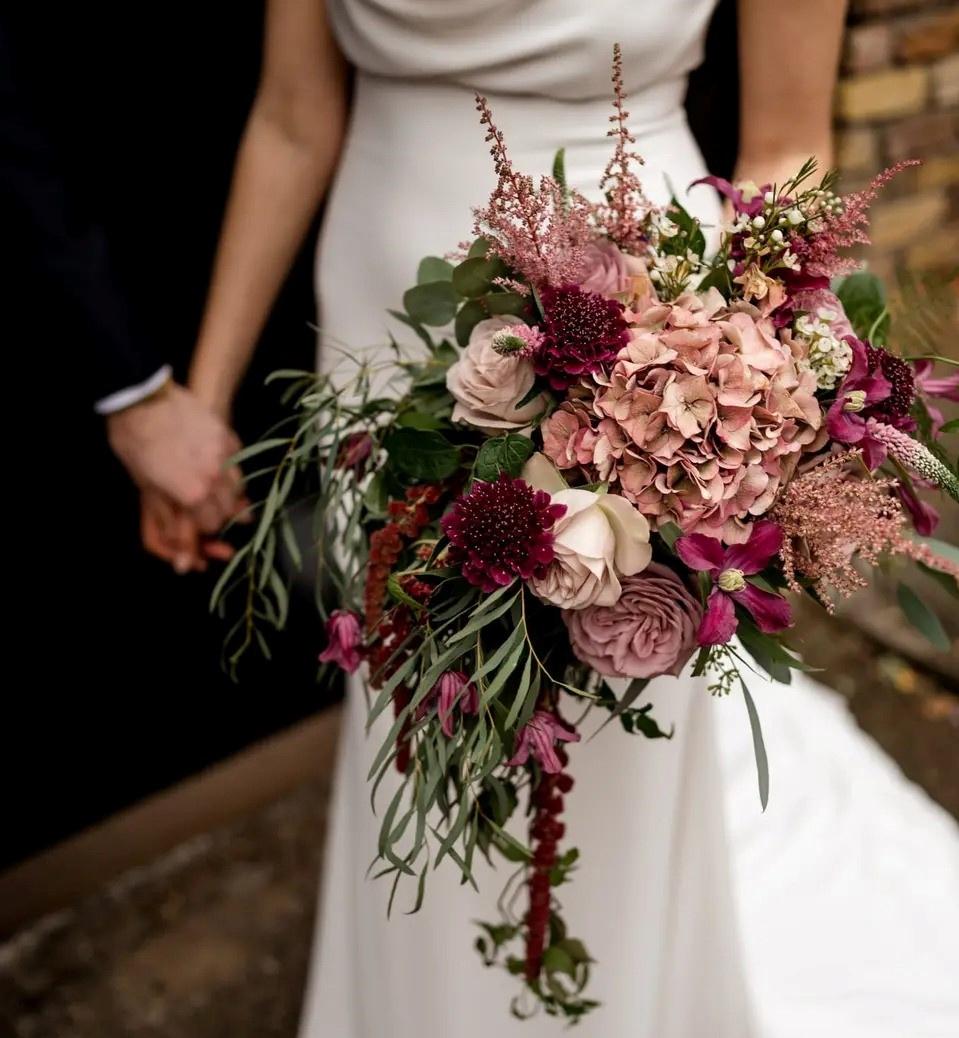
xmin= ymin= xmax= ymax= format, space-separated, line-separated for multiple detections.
xmin=189 ymin=0 xmax=348 ymax=419
xmin=735 ymin=0 xmax=847 ymax=182
xmin=188 ymin=102 xmax=345 ymax=417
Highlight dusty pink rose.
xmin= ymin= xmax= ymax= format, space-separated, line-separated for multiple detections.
xmin=563 ymin=563 xmax=702 ymax=678
xmin=577 ymin=241 xmax=631 ymax=297
xmin=447 ymin=316 xmax=547 ymax=434
xmin=541 ymin=291 xmax=826 ymax=542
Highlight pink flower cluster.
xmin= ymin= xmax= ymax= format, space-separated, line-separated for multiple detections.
xmin=542 ymin=291 xmax=826 ymax=542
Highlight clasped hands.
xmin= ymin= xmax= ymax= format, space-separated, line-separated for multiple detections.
xmin=107 ymin=382 xmax=248 ymax=572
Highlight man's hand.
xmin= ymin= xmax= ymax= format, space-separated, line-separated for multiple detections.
xmin=140 ymin=489 xmax=237 ymax=574
xmin=106 ymin=381 xmax=245 ymax=533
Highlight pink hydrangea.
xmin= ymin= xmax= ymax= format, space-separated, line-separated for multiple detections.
xmin=541 ymin=292 xmax=826 ymax=542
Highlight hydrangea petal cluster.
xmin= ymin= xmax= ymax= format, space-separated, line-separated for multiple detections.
xmin=542 ymin=291 xmax=825 ymax=541
xmin=441 ymin=475 xmax=566 ymax=592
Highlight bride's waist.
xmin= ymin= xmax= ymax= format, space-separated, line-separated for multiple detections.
xmin=350 ymin=72 xmax=689 ymax=183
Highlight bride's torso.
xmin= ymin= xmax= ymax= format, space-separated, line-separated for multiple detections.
xmin=317 ymin=0 xmax=722 ymax=350
xmin=326 ymin=0 xmax=716 ymax=101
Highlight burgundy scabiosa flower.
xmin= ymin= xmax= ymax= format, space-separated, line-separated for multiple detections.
xmin=507 ymin=710 xmax=580 ymax=774
xmin=676 ymin=521 xmax=792 ymax=646
xmin=318 ymin=609 xmax=363 ymax=673
xmin=441 ymin=475 xmax=566 ymax=592
xmin=534 ymin=284 xmax=630 ymax=390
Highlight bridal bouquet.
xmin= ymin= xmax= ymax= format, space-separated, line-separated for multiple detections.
xmin=218 ymin=48 xmax=958 ymax=1021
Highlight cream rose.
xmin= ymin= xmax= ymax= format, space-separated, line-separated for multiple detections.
xmin=522 ymin=454 xmax=652 ymax=609
xmin=447 ymin=316 xmax=546 ymax=435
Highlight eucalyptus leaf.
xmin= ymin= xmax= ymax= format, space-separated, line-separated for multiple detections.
xmin=455 ymin=298 xmax=488 ymax=347
xmin=740 ymin=677 xmax=769 ymax=811
xmin=896 ymin=583 xmax=950 ymax=651
xmin=417 ymin=256 xmax=454 ymax=284
xmin=403 ymin=281 xmax=459 ymax=327
xmin=452 ymin=255 xmax=508 ymax=298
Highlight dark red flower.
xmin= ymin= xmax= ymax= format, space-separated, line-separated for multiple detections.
xmin=534 ymin=284 xmax=629 ymax=389
xmin=441 ymin=475 xmax=566 ymax=592
xmin=864 ymin=344 xmax=916 ymax=428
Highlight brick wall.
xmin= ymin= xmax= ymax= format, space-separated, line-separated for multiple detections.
xmin=836 ymin=0 xmax=959 ymax=279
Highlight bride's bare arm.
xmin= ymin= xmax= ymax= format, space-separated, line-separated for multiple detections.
xmin=735 ymin=0 xmax=848 ymax=184
xmin=188 ymin=0 xmax=348 ymax=418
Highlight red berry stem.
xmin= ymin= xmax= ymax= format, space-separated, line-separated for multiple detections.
xmin=524 ymin=757 xmax=573 ymax=981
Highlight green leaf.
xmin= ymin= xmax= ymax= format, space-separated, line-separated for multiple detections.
xmin=658 ymin=522 xmax=681 ymax=551
xmin=395 ymin=410 xmax=446 ymax=430
xmin=417 ymin=256 xmax=454 ymax=284
xmin=387 ymin=573 xmax=424 ymax=611
xmin=388 ymin=308 xmax=434 ymax=350
xmin=473 ymin=434 xmax=535 ymax=481
xmin=452 ymin=255 xmax=508 ymax=298
xmin=834 ymin=271 xmax=888 ymax=343
xmin=468 ymin=237 xmax=491 ymax=258
xmin=557 ymin=937 xmax=591 ymax=964
xmin=938 ymin=418 xmax=959 ymax=436
xmin=384 ymin=428 xmax=460 ymax=481
xmin=403 ymin=281 xmax=459 ymax=327
xmin=552 ymin=148 xmax=567 ymax=191
xmin=896 ymin=583 xmax=950 ymax=651
xmin=455 ymin=298 xmax=487 ymax=347
xmin=740 ymin=677 xmax=769 ymax=811
xmin=542 ymin=945 xmax=576 ymax=978
xmin=665 ymin=196 xmax=706 ymax=259
xmin=363 ymin=469 xmax=389 ymax=518
xmin=485 ymin=292 xmax=529 ymax=317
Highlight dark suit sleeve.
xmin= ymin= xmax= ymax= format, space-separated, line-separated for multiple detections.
xmin=1 ymin=22 xmax=165 ymax=406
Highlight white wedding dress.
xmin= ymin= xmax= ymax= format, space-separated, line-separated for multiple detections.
xmin=299 ymin=3 xmax=959 ymax=1036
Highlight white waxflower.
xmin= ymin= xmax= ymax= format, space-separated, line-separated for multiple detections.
xmin=793 ymin=311 xmax=853 ymax=390
xmin=786 ymin=208 xmax=804 ymax=226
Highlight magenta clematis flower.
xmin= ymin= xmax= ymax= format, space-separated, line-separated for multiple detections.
xmin=318 ymin=609 xmax=363 ymax=674
xmin=826 ymin=338 xmax=892 ymax=470
xmin=506 ymin=711 xmax=580 ymax=774
xmin=912 ymin=360 xmax=959 ymax=437
xmin=420 ymin=670 xmax=479 ymax=738
xmin=676 ymin=521 xmax=792 ymax=646
xmin=692 ymin=175 xmax=770 ymax=216
xmin=896 ymin=480 xmax=939 ymax=537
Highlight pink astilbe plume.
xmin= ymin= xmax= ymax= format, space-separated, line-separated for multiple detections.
xmin=593 ymin=44 xmax=654 ymax=254
xmin=472 ymin=96 xmax=592 ymax=287
xmin=795 ymin=161 xmax=919 ymax=278
xmin=769 ymin=451 xmax=959 ymax=610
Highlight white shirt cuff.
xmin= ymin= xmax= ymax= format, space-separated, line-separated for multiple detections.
xmin=94 ymin=365 xmax=173 ymax=415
